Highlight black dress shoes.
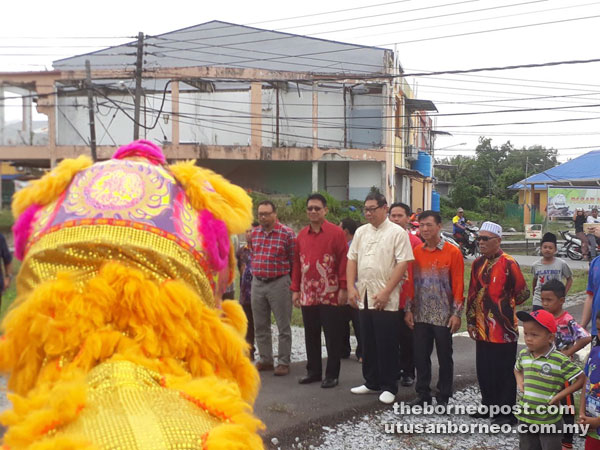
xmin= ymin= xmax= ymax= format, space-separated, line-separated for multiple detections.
xmin=321 ymin=378 xmax=338 ymax=388
xmin=298 ymin=374 xmax=322 ymax=384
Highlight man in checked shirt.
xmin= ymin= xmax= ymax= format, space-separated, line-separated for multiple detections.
xmin=251 ymin=200 xmax=296 ymax=376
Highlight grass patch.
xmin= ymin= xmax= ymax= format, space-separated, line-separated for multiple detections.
xmin=1 ymin=259 xmax=20 ymax=319
xmin=0 ymin=209 xmax=13 ymax=231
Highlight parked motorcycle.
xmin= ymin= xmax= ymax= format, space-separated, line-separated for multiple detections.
xmin=441 ymin=231 xmax=461 ymax=250
xmin=441 ymin=225 xmax=480 ymax=258
xmin=558 ymin=230 xmax=600 ymax=261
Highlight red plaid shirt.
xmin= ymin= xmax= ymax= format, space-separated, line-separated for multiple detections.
xmin=251 ymin=221 xmax=296 ymax=279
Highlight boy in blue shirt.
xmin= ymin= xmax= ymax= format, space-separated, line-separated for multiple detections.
xmin=579 ymin=311 xmax=600 ymax=449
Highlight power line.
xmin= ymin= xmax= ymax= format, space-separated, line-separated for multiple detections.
xmin=346 ymin=0 xmax=600 ymax=41
xmin=0 ymin=36 xmax=133 ymax=40
xmin=144 ymin=1 xmax=551 ymax=73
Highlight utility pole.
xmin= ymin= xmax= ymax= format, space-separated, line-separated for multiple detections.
xmin=275 ymin=84 xmax=280 ymax=147
xmin=525 ymin=156 xmax=529 ymax=223
xmin=133 ymin=32 xmax=144 ymax=140
xmin=85 ymin=60 xmax=97 ymax=162
xmin=343 ymin=85 xmax=347 ymax=148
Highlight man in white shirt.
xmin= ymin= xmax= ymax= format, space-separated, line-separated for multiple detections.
xmin=347 ymin=192 xmax=414 ymax=404
xmin=587 ymin=208 xmax=600 ymax=260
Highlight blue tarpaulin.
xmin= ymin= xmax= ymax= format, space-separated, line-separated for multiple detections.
xmin=508 ymin=149 xmax=600 ymax=189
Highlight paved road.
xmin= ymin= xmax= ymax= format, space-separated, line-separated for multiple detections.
xmin=511 ymin=254 xmax=590 ymax=271
xmin=254 ymin=299 xmax=589 ymax=448
xmin=0 ymin=294 xmax=589 ymax=447
xmin=255 ymin=335 xmax=478 ymax=448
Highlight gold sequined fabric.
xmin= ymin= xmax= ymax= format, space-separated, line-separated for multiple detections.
xmin=17 ymin=223 xmax=214 ymax=307
xmin=58 ymin=360 xmax=221 ymax=449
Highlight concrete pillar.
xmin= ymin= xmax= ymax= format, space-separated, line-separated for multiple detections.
xmin=312 ymin=161 xmax=318 ymax=193
xmin=312 ymin=82 xmax=318 ymax=150
xmin=49 ymin=106 xmax=57 ymax=167
xmin=22 ymin=94 xmax=33 ymax=145
xmin=381 ymin=162 xmax=387 ymax=199
xmin=250 ymin=82 xmax=262 ymax=150
xmin=171 ymin=81 xmax=179 ymax=146
xmin=0 ymin=84 xmax=4 ymax=146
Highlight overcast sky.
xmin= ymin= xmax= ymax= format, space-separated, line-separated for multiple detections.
xmin=3 ymin=0 xmax=600 ymax=161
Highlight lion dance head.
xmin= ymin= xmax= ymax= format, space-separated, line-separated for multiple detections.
xmin=0 ymin=140 xmax=263 ymax=449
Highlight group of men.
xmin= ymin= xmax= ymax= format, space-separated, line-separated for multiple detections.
xmin=240 ymin=193 xmax=530 ymax=421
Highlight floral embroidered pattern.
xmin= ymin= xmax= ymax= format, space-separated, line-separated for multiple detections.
xmin=299 ymin=253 xmax=339 ymax=306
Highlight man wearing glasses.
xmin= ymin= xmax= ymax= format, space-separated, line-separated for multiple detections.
xmin=348 ymin=193 xmax=414 ymax=404
xmin=291 ymin=193 xmax=349 ymax=388
xmin=466 ymin=221 xmax=530 ymax=425
xmin=251 ymin=200 xmax=296 ymax=376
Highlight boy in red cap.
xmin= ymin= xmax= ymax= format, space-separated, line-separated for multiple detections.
xmin=515 ymin=309 xmax=585 ymax=450
xmin=541 ymin=279 xmax=591 ymax=449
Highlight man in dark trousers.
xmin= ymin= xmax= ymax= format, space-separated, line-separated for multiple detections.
xmin=388 ymin=202 xmax=422 ymax=387
xmin=291 ymin=194 xmax=348 ymax=388
xmin=348 ymin=193 xmax=414 ymax=404
xmin=405 ymin=211 xmax=464 ymax=407
xmin=466 ymin=221 xmax=530 ymax=425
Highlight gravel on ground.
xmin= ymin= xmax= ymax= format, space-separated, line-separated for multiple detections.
xmin=281 ymin=386 xmax=587 ymax=450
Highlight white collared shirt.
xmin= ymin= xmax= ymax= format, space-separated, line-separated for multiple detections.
xmin=348 ymin=218 xmax=414 ymax=311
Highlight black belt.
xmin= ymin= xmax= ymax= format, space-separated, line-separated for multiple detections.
xmin=255 ymin=275 xmax=285 ymax=283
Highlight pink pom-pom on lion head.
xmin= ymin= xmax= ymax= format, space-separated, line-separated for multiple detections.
xmin=112 ymin=140 xmax=166 ymax=165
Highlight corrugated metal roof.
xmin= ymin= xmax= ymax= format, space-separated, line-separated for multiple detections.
xmin=405 ymin=98 xmax=438 ymax=112
xmin=509 ymin=149 xmax=600 ymax=189
xmin=53 ymin=20 xmax=390 ymax=75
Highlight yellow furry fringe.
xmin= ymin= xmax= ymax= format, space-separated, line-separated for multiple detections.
xmin=0 ymin=262 xmax=263 ymax=448
xmin=12 ymin=156 xmax=93 ymax=220
xmin=169 ymin=161 xmax=253 ymax=235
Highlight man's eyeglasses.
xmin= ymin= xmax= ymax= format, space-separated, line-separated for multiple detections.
xmin=363 ymin=205 xmax=383 ymax=214
xmin=306 ymin=206 xmax=322 ymax=212
xmin=257 ymin=211 xmax=273 ymax=217
xmin=476 ymin=236 xmax=499 ymax=242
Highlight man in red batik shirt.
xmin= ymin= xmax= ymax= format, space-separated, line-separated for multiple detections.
xmin=388 ymin=202 xmax=421 ymax=388
xmin=291 ymin=193 xmax=348 ymax=388
xmin=466 ymin=221 xmax=530 ymax=426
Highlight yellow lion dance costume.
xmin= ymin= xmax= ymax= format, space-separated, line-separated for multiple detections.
xmin=0 ymin=140 xmax=264 ymax=449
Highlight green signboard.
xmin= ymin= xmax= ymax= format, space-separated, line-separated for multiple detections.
xmin=547 ymin=186 xmax=600 ymax=218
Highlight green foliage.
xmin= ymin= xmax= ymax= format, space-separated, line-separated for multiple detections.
xmin=369 ymin=186 xmax=382 ymax=196
xmin=249 ymin=191 xmax=364 ymax=230
xmin=0 ymin=208 xmax=14 ymax=232
xmin=450 ymin=178 xmax=481 ymax=210
xmin=436 ymin=138 xmax=558 ymax=227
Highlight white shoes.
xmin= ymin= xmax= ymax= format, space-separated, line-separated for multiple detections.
xmin=379 ymin=391 xmax=396 ymax=404
xmin=350 ymin=385 xmax=379 ymax=395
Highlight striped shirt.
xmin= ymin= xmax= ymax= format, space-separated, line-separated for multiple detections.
xmin=515 ymin=345 xmax=583 ymax=424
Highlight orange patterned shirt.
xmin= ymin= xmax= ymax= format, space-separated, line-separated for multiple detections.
xmin=466 ymin=250 xmax=530 ymax=343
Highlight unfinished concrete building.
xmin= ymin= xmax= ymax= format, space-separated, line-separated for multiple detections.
xmin=0 ymin=21 xmax=437 ymax=205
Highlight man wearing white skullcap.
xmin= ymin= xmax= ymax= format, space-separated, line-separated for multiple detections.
xmin=466 ymin=221 xmax=530 ymax=426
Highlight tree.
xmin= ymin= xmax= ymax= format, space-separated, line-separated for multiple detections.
xmin=436 ymin=138 xmax=558 ymax=215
